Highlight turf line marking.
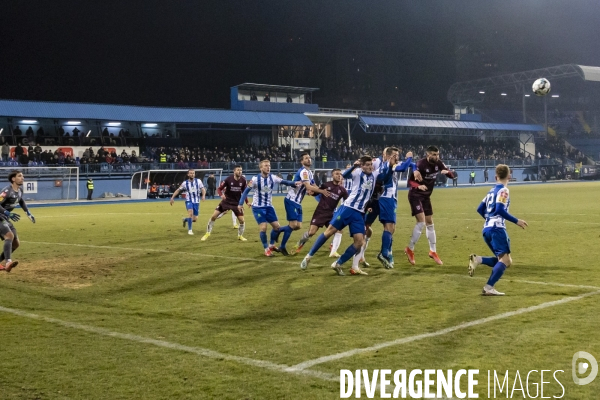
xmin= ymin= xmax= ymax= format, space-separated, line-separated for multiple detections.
xmin=0 ymin=305 xmax=337 ymax=382
xmin=23 ymin=241 xmax=600 ymax=290
xmin=287 ymin=289 xmax=600 ymax=371
xmin=447 ymin=274 xmax=600 ymax=290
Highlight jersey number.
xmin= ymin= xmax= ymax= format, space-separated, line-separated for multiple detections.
xmin=484 ymin=193 xmax=495 ymax=214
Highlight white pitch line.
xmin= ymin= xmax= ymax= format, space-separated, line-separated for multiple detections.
xmin=0 ymin=305 xmax=337 ymax=382
xmin=448 ymin=274 xmax=600 ymax=290
xmin=287 ymin=289 xmax=600 ymax=371
xmin=22 ymin=241 xmax=600 ymax=290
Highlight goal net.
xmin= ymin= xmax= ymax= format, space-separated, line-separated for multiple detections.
xmin=130 ymin=169 xmax=223 ymax=200
xmin=0 ymin=166 xmax=80 ymax=201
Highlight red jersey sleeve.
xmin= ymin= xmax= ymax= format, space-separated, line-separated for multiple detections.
xmin=217 ymin=180 xmax=227 ymax=196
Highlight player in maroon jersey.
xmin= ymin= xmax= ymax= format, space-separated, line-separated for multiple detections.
xmin=293 ymin=169 xmax=348 ymax=253
xmin=201 ymin=166 xmax=250 ymax=241
xmin=403 ymin=145 xmax=454 ymax=266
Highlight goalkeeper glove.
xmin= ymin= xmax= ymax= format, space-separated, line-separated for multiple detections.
xmin=3 ymin=210 xmax=20 ymax=222
xmin=26 ymin=211 xmax=35 ymax=223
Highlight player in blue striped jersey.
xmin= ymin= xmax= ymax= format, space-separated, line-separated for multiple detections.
xmin=376 ymin=148 xmax=417 ymax=269
xmin=169 ymin=169 xmax=206 ymax=235
xmin=328 ymin=163 xmax=353 ymax=258
xmin=469 ymin=164 xmax=528 ymax=296
xmin=239 ymin=159 xmax=297 ymax=257
xmin=278 ymin=153 xmax=331 ymax=255
xmin=356 ymin=148 xmax=388 ymax=270
xmin=300 ymin=155 xmax=394 ymax=276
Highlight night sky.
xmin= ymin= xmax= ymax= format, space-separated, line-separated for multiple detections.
xmin=1 ymin=0 xmax=598 ymax=113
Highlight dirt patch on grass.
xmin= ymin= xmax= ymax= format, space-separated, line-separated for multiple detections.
xmin=5 ymin=256 xmax=123 ymax=288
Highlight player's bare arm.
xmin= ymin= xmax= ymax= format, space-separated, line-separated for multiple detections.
xmin=169 ymin=189 xmax=181 ymax=205
xmin=201 ymin=187 xmax=206 ymax=201
xmin=303 ymin=182 xmax=331 ymax=197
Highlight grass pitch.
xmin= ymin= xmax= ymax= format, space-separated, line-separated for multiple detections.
xmin=1 ymin=182 xmax=599 ymax=399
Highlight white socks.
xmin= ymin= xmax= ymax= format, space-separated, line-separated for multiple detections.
xmin=232 ymin=212 xmax=238 ymax=226
xmin=238 ymin=223 xmax=245 ymax=236
xmin=426 ymin=224 xmax=436 ymax=252
xmin=330 ymin=232 xmax=343 ymax=255
xmin=409 ymin=221 xmax=426 ymax=250
xmin=207 ymin=220 xmax=215 ymax=233
xmin=298 ymin=231 xmax=311 ymax=246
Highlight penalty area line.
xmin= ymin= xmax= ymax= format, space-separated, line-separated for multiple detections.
xmin=0 ymin=305 xmax=337 ymax=382
xmin=287 ymin=289 xmax=600 ymax=371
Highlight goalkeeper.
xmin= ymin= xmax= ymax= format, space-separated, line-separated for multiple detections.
xmin=0 ymin=170 xmax=35 ymax=272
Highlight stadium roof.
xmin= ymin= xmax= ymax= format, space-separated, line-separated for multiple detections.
xmin=359 ymin=116 xmax=544 ymax=132
xmin=232 ymin=83 xmax=320 ymax=93
xmin=0 ymin=99 xmax=313 ymax=126
xmin=448 ymin=64 xmax=600 ymax=105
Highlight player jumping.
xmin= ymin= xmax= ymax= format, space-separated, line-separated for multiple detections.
xmin=169 ymin=169 xmax=206 ymax=235
xmin=469 ymin=164 xmax=528 ymax=296
xmin=0 ymin=170 xmax=36 ymax=272
xmin=238 ymin=159 xmax=297 ymax=257
xmin=300 ymin=156 xmax=393 ymax=276
xmin=404 ymin=145 xmax=453 ymax=265
xmin=293 ymin=168 xmax=348 ymax=253
xmin=376 ymin=148 xmax=416 ymax=269
xmin=278 ymin=153 xmax=330 ymax=256
xmin=201 ymin=165 xmax=249 ymax=242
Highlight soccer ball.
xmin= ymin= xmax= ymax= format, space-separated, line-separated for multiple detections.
xmin=532 ymin=78 xmax=551 ymax=96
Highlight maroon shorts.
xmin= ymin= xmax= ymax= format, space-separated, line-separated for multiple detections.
xmin=216 ymin=202 xmax=243 ymax=217
xmin=309 ymin=210 xmax=334 ymax=228
xmin=408 ymin=193 xmax=433 ymax=216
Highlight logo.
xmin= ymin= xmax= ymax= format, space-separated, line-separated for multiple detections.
xmin=416 ymin=205 xmax=421 ymax=210
xmin=426 ymin=169 xmax=429 ymax=173
xmin=572 ymin=351 xmax=598 ymax=385
xmin=435 ymin=166 xmax=438 ymax=171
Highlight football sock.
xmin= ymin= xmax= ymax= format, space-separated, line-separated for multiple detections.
xmin=330 ymin=232 xmax=343 ymax=254
xmin=352 ymin=253 xmax=361 ymax=269
xmin=207 ymin=220 xmax=215 ymax=233
xmin=487 ymin=261 xmax=507 ymax=286
xmin=381 ymin=231 xmax=393 ymax=257
xmin=364 ymin=236 xmax=370 ymax=256
xmin=3 ymin=239 xmax=12 ymax=262
xmin=298 ymin=231 xmax=311 ymax=246
xmin=259 ymin=231 xmax=268 ymax=249
xmin=238 ymin=223 xmax=245 ymax=237
xmin=270 ymin=228 xmax=279 ymax=245
xmin=308 ymin=233 xmax=328 ymax=256
xmin=426 ymin=224 xmax=436 ymax=252
xmin=338 ymin=243 xmax=360 ymax=265
xmin=232 ymin=212 xmax=237 ymax=226
xmin=280 ymin=226 xmax=294 ymax=248
xmin=409 ymin=222 xmax=425 ymax=250
xmin=216 ymin=212 xmax=225 ymax=219
xmin=187 ymin=218 xmax=193 ymax=230
xmin=389 ymin=237 xmax=394 ymax=256
xmin=481 ymin=256 xmax=498 ymax=267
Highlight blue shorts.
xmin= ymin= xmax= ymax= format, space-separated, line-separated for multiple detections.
xmin=378 ymin=197 xmax=397 ymax=224
xmin=284 ymin=197 xmax=303 ymax=222
xmin=185 ymin=202 xmax=199 ymax=216
xmin=330 ymin=205 xmax=366 ymax=236
xmin=483 ymin=228 xmax=511 ymax=257
xmin=364 ymin=199 xmax=380 ymax=225
xmin=252 ymin=206 xmax=278 ymax=224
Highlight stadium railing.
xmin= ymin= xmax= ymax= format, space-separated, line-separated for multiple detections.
xmin=64 ymin=157 xmax=565 ymax=177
